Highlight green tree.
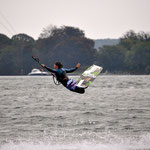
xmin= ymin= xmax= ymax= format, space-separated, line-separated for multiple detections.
xmin=11 ymin=34 xmax=35 ymax=74
xmin=119 ymin=30 xmax=139 ymax=50
xmin=36 ymin=26 xmax=95 ymax=68
xmin=97 ymin=45 xmax=125 ymax=72
xmin=0 ymin=34 xmax=11 ymax=49
xmin=125 ymin=42 xmax=150 ymax=74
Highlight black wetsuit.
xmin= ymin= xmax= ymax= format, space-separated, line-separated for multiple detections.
xmin=44 ymin=66 xmax=85 ymax=94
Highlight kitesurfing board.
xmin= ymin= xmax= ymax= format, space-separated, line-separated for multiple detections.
xmin=76 ymin=64 xmax=103 ymax=88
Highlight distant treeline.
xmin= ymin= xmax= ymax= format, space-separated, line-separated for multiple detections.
xmin=94 ymin=39 xmax=119 ymax=49
xmin=0 ymin=25 xmax=150 ymax=75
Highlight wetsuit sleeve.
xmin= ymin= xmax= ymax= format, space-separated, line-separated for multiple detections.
xmin=44 ymin=66 xmax=57 ymax=73
xmin=65 ymin=67 xmax=78 ymax=73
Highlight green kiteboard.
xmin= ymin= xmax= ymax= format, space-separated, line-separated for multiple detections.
xmin=76 ymin=64 xmax=103 ymax=88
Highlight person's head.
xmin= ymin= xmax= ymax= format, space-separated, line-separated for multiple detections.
xmin=54 ymin=62 xmax=63 ymax=69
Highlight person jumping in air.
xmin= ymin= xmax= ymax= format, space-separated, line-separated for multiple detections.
xmin=41 ymin=62 xmax=85 ymax=94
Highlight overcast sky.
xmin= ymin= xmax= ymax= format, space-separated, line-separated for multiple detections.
xmin=0 ymin=0 xmax=150 ymax=39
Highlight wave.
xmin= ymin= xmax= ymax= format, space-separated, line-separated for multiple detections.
xmin=1 ymin=133 xmax=150 ymax=150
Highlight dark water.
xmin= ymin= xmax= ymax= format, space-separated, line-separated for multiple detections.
xmin=0 ymin=75 xmax=150 ymax=150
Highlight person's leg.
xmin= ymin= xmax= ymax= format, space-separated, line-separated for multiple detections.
xmin=66 ymin=79 xmax=85 ymax=94
xmin=74 ymin=86 xmax=85 ymax=94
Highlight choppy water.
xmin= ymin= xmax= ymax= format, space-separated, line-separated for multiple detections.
xmin=0 ymin=75 xmax=150 ymax=150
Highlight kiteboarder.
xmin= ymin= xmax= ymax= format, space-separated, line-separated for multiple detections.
xmin=41 ymin=62 xmax=85 ymax=94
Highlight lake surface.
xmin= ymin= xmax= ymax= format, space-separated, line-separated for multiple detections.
xmin=0 ymin=75 xmax=150 ymax=150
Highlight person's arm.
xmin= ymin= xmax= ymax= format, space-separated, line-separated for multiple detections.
xmin=65 ymin=67 xmax=77 ymax=73
xmin=65 ymin=63 xmax=80 ymax=73
xmin=41 ymin=64 xmax=56 ymax=73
